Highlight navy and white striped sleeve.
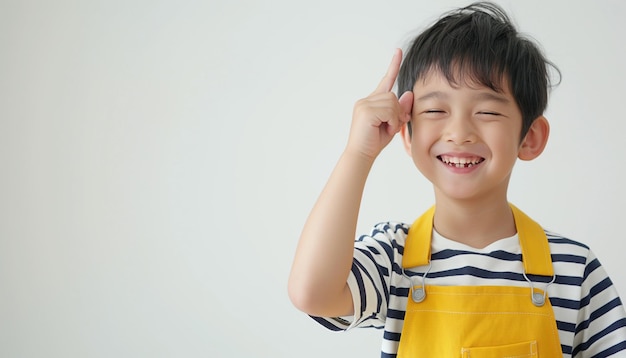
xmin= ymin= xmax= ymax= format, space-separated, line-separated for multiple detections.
xmin=571 ymin=250 xmax=626 ymax=357
xmin=311 ymin=222 xmax=407 ymax=331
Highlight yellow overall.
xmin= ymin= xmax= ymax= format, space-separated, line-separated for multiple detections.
xmin=397 ymin=205 xmax=563 ymax=357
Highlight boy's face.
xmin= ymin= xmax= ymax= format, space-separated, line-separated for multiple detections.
xmin=402 ymin=70 xmax=528 ymax=203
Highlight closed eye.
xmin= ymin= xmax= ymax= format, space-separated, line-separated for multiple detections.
xmin=477 ymin=111 xmax=502 ymax=116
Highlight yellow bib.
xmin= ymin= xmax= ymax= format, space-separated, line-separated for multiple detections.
xmin=397 ymin=204 xmax=562 ymax=357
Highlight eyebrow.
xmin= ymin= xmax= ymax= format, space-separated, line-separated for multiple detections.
xmin=416 ymin=91 xmax=448 ymax=102
xmin=416 ymin=91 xmax=511 ymax=104
xmin=473 ymin=92 xmax=511 ymax=104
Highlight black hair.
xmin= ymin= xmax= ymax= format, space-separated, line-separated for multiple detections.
xmin=398 ymin=1 xmax=560 ymax=139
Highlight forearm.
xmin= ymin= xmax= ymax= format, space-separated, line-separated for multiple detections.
xmin=288 ymin=149 xmax=374 ymax=317
xmin=288 ymin=49 xmax=411 ymax=317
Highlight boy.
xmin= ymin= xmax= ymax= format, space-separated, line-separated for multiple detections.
xmin=288 ymin=2 xmax=626 ymax=357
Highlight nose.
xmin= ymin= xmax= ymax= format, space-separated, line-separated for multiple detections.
xmin=442 ymin=115 xmax=476 ymax=145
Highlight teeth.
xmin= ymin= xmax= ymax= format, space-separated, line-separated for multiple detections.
xmin=439 ymin=155 xmax=484 ymax=167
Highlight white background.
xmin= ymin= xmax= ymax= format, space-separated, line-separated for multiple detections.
xmin=1 ymin=0 xmax=625 ymax=357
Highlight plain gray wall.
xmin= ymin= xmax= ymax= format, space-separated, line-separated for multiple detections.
xmin=2 ymin=0 xmax=625 ymax=357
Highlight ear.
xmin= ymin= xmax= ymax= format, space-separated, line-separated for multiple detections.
xmin=400 ymin=122 xmax=413 ymax=156
xmin=518 ymin=116 xmax=550 ymax=161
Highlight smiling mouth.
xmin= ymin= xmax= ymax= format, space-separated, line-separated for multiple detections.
xmin=438 ymin=155 xmax=485 ymax=168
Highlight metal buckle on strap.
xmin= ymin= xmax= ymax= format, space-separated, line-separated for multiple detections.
xmin=523 ymin=272 xmax=556 ymax=307
xmin=404 ymin=262 xmax=432 ymax=303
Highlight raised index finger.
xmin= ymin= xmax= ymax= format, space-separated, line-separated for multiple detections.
xmin=373 ymin=48 xmax=403 ymax=94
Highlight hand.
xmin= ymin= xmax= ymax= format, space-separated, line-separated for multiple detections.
xmin=346 ymin=48 xmax=414 ymax=160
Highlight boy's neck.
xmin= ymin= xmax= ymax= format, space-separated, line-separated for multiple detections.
xmin=432 ymin=196 xmax=516 ymax=249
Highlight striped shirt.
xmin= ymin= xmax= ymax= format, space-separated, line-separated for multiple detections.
xmin=312 ymin=222 xmax=626 ymax=357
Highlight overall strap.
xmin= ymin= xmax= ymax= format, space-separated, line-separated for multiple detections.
xmin=510 ymin=204 xmax=554 ymax=277
xmin=402 ymin=204 xmax=554 ymax=277
xmin=402 ymin=206 xmax=434 ymax=268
